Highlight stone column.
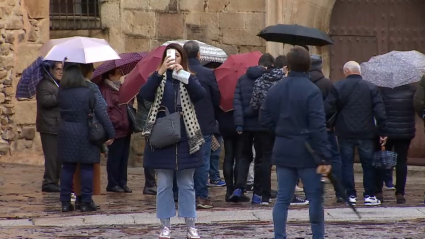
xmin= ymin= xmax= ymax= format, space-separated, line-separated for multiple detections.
xmin=265 ymin=0 xmax=285 ymax=57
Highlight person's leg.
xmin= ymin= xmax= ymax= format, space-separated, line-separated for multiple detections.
xmin=260 ymin=132 xmax=274 ymax=203
xmin=273 ymin=166 xmax=297 ymax=239
xmin=144 ymin=167 xmax=157 ymax=195
xmin=41 ymin=133 xmax=60 ymax=191
xmin=156 ymin=169 xmax=177 ymax=219
xmin=327 ymin=131 xmax=342 ymax=198
xmin=232 ymin=132 xmax=254 ymax=198
xmin=176 ymin=168 xmax=197 ymax=218
xmin=252 ymin=133 xmax=263 ymax=198
xmin=299 ymin=167 xmax=325 ymax=239
xmin=209 ymin=135 xmax=224 ymax=185
xmin=106 ymin=137 xmax=124 ymax=190
xmin=79 ymin=163 xmax=94 ymax=203
xmin=118 ymin=135 xmax=131 ymax=190
xmin=338 ymin=138 xmax=357 ymax=198
xmin=394 ymin=140 xmax=411 ymax=197
xmin=194 ymin=135 xmax=212 ymax=200
xmin=60 ymin=162 xmax=77 ymax=202
xmin=156 ymin=169 xmax=176 ymax=237
xmin=384 ymin=168 xmax=394 ymax=187
xmin=223 ymin=136 xmax=236 ymax=197
xmin=357 ymin=139 xmax=378 ymax=200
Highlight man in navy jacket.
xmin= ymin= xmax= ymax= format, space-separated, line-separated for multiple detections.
xmin=184 ymin=41 xmax=221 ymax=209
xmin=260 ymin=46 xmax=331 ymax=239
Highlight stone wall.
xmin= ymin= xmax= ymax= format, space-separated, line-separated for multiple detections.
xmin=0 ymin=0 xmax=49 ymax=165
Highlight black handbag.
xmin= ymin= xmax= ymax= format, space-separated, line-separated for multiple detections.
xmin=127 ymin=105 xmax=143 ymax=133
xmin=149 ymin=107 xmax=181 ymax=149
xmin=88 ymin=93 xmax=107 ymax=147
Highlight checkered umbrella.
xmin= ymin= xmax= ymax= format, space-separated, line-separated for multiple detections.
xmin=91 ymin=52 xmax=148 ymax=84
xmin=16 ymin=57 xmax=45 ymax=99
xmin=162 ymin=40 xmax=228 ymax=63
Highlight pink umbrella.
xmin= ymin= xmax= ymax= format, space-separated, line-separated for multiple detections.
xmin=91 ymin=52 xmax=148 ymax=84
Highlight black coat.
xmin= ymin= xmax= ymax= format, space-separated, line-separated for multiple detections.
xmin=233 ymin=66 xmax=265 ymax=132
xmin=139 ymin=71 xmax=205 ymax=170
xmin=260 ymin=71 xmax=331 ymax=168
xmin=310 ymin=70 xmax=332 ymax=101
xmin=57 ymin=87 xmax=115 ymax=164
xmin=189 ymin=58 xmax=221 ymax=136
xmin=217 ymin=109 xmax=237 ymax=138
xmin=325 ymin=75 xmax=387 ymax=139
xmin=380 ymin=85 xmax=416 ymax=140
xmin=36 ymin=77 xmax=60 ymax=134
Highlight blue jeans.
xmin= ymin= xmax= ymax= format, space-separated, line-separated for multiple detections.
xmin=209 ymin=135 xmax=222 ymax=182
xmin=156 ymin=169 xmax=196 ymax=219
xmin=339 ymin=138 xmax=376 ymax=197
xmin=327 ymin=131 xmax=342 ymax=197
xmin=273 ymin=166 xmax=324 ymax=239
xmin=194 ymin=135 xmax=212 ymax=199
xmin=60 ymin=162 xmax=93 ymax=203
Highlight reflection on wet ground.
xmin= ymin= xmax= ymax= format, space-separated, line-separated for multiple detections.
xmin=2 ymin=220 xmax=425 ymax=238
xmin=1 ymin=163 xmax=425 ymax=220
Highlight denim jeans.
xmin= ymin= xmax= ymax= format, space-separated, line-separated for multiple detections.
xmin=327 ymin=131 xmax=342 ymax=197
xmin=260 ymin=132 xmax=274 ymax=202
xmin=223 ymin=135 xmax=242 ymax=194
xmin=339 ymin=138 xmax=376 ymax=197
xmin=194 ymin=135 xmax=212 ymax=199
xmin=273 ymin=166 xmax=324 ymax=239
xmin=209 ymin=135 xmax=222 ymax=182
xmin=156 ymin=169 xmax=196 ymax=219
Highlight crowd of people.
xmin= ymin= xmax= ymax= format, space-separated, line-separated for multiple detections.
xmin=35 ymin=40 xmax=425 ymax=239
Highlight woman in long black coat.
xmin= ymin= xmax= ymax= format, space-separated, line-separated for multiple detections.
xmin=57 ymin=64 xmax=115 ymax=212
xmin=139 ymin=43 xmax=205 ymax=239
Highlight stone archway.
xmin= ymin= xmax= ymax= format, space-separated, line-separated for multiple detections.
xmin=265 ymin=0 xmax=336 ymax=76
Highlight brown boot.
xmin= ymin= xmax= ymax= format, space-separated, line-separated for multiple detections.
xmin=196 ymin=197 xmax=213 ymax=209
xmin=396 ymin=194 xmax=406 ymax=204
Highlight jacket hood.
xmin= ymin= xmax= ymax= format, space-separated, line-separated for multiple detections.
xmin=309 ymin=70 xmax=325 ymax=83
xmin=261 ymin=68 xmax=285 ymax=82
xmin=246 ymin=66 xmax=265 ymax=80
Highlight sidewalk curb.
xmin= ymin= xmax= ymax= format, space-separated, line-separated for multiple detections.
xmin=1 ymin=207 xmax=425 ymax=228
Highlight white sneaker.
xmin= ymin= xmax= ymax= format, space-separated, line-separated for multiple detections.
xmin=159 ymin=227 xmax=171 ymax=239
xmin=295 ymin=185 xmax=303 ymax=192
xmin=348 ymin=196 xmax=357 ymax=205
xmin=187 ymin=227 xmax=200 ymax=239
xmin=364 ymin=196 xmax=381 ymax=206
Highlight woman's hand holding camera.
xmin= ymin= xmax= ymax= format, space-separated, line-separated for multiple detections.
xmin=158 ymin=56 xmax=176 ymax=75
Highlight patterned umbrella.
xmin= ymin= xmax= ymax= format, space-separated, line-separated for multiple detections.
xmin=91 ymin=52 xmax=148 ymax=84
xmin=361 ymin=50 xmax=425 ymax=88
xmin=162 ymin=40 xmax=228 ymax=63
xmin=16 ymin=57 xmax=45 ymax=99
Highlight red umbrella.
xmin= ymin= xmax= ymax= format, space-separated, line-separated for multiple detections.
xmin=91 ymin=52 xmax=148 ymax=84
xmin=214 ymin=51 xmax=263 ymax=112
xmin=119 ymin=46 xmax=166 ymax=104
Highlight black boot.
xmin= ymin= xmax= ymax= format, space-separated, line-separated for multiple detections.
xmin=75 ymin=196 xmax=82 ymax=210
xmin=61 ymin=201 xmax=75 ymax=212
xmin=80 ymin=201 xmax=97 ymax=212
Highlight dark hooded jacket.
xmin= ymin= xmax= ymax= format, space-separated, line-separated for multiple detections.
xmin=250 ymin=68 xmax=285 ymax=110
xmin=309 ymin=54 xmax=332 ymax=101
xmin=233 ymin=66 xmax=265 ymax=132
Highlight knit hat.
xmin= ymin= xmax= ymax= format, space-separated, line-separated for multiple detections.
xmin=310 ymin=54 xmax=323 ymax=71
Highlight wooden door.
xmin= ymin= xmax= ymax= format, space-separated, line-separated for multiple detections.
xmin=330 ymin=0 xmax=425 ymax=161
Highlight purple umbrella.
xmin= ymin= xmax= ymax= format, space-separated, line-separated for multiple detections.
xmin=16 ymin=57 xmax=45 ymax=99
xmin=92 ymin=52 xmax=148 ymax=84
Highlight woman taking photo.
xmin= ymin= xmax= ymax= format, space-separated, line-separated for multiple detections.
xmin=139 ymin=43 xmax=205 ymax=239
xmin=58 ymin=64 xmax=115 ymax=212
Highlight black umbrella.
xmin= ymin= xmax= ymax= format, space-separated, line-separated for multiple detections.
xmin=304 ymin=142 xmax=361 ymax=219
xmin=257 ymin=24 xmax=333 ymax=47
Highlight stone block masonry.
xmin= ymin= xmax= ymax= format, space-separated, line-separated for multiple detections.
xmin=0 ymin=0 xmax=49 ymax=164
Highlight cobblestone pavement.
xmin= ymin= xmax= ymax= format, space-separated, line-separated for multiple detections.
xmin=1 ymin=220 xmax=425 ymax=238
xmin=1 ymin=163 xmax=425 ymax=238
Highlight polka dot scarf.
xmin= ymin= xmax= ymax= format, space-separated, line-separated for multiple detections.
xmin=142 ymin=74 xmax=205 ymax=154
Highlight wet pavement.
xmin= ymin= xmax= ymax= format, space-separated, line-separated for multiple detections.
xmin=1 ymin=163 xmax=425 ymax=238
